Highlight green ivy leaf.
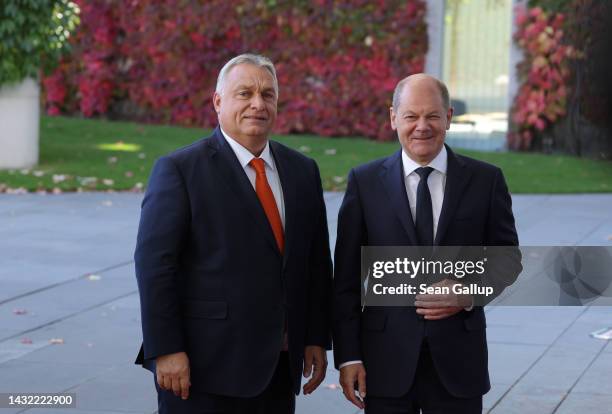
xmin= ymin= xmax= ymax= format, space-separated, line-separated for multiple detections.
xmin=0 ymin=0 xmax=80 ymax=85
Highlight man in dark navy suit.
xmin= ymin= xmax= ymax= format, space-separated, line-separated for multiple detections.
xmin=333 ymin=74 xmax=519 ymax=413
xmin=134 ymin=54 xmax=333 ymax=414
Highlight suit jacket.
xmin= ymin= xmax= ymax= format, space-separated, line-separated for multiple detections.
xmin=134 ymin=127 xmax=333 ymax=397
xmin=332 ymin=145 xmax=519 ymax=398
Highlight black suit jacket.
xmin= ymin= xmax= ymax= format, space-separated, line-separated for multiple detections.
xmin=333 ymin=145 xmax=519 ymax=398
xmin=135 ymin=127 xmax=333 ymax=397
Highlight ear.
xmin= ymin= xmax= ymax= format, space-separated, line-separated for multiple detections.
xmin=213 ymin=92 xmax=222 ymax=115
xmin=445 ymin=107 xmax=453 ymax=130
xmin=390 ymin=106 xmax=397 ymax=130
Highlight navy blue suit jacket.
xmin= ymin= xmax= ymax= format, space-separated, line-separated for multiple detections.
xmin=135 ymin=127 xmax=333 ymax=397
xmin=333 ymin=145 xmax=519 ymax=398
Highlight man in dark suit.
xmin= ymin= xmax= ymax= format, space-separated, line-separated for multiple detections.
xmin=333 ymin=74 xmax=519 ymax=413
xmin=134 ymin=54 xmax=333 ymax=414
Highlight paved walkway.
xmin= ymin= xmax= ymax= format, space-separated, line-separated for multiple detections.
xmin=0 ymin=193 xmax=611 ymax=413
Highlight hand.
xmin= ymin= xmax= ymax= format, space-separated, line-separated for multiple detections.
xmin=302 ymin=345 xmax=327 ymax=394
xmin=415 ymin=279 xmax=472 ymax=320
xmin=156 ymin=351 xmax=190 ymax=400
xmin=339 ymin=363 xmax=366 ymax=409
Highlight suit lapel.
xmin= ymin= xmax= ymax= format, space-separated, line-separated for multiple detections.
xmin=434 ymin=145 xmax=472 ymax=245
xmin=379 ymin=150 xmax=419 ymax=245
xmin=270 ymin=141 xmax=296 ymax=270
xmin=206 ymin=128 xmax=280 ymax=256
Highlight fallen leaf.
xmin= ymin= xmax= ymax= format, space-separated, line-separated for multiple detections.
xmin=13 ymin=308 xmax=28 ymax=315
xmin=107 ymin=156 xmax=118 ymax=164
xmin=52 ymin=187 xmax=63 ymax=194
xmin=138 ymin=153 xmax=146 ymax=159
xmin=324 ymin=148 xmax=337 ymax=155
xmin=33 ymin=170 xmax=45 ymax=177
xmin=125 ymin=171 xmax=134 ymax=178
xmin=102 ymin=179 xmax=114 ymax=186
xmin=20 ymin=338 xmax=32 ymax=344
xmin=52 ymin=174 xmax=67 ymax=183
xmin=87 ymin=274 xmax=102 ymax=281
xmin=49 ymin=338 xmax=64 ymax=345
xmin=298 ymin=146 xmax=311 ymax=153
xmin=6 ymin=187 xmax=28 ymax=194
xmin=78 ymin=177 xmax=98 ymax=186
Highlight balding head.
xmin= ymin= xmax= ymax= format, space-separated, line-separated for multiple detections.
xmin=392 ymin=74 xmax=450 ymax=111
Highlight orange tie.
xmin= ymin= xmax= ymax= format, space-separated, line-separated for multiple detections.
xmin=249 ymin=158 xmax=284 ymax=253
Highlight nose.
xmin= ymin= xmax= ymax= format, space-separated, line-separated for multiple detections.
xmin=250 ymin=93 xmax=265 ymax=110
xmin=415 ymin=116 xmax=430 ymax=132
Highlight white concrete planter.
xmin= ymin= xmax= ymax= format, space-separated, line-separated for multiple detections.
xmin=0 ymin=78 xmax=40 ymax=169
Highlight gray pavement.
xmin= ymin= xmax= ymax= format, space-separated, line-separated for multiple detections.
xmin=0 ymin=192 xmax=611 ymax=413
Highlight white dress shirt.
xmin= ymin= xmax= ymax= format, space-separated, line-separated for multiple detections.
xmin=339 ymin=147 xmax=449 ymax=369
xmin=402 ymin=146 xmax=447 ymax=238
xmin=220 ymin=128 xmax=285 ymax=227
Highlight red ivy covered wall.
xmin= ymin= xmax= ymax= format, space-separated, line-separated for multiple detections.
xmin=44 ymin=0 xmax=428 ymax=140
xmin=508 ymin=5 xmax=573 ymax=149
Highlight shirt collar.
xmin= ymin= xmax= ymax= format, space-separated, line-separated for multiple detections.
xmin=220 ymin=127 xmax=276 ymax=171
xmin=401 ymin=145 xmax=448 ymax=177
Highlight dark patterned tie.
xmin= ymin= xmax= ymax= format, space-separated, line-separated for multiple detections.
xmin=415 ymin=167 xmax=434 ymax=245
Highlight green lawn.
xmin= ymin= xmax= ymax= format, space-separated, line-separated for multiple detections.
xmin=0 ymin=116 xmax=610 ymax=193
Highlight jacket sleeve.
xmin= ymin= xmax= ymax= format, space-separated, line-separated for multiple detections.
xmin=332 ymin=168 xmax=367 ymax=368
xmin=134 ymin=156 xmax=190 ymax=360
xmin=486 ymin=168 xmax=519 ymax=247
xmin=482 ymin=168 xmax=522 ymax=301
xmin=305 ymin=159 xmax=334 ymax=349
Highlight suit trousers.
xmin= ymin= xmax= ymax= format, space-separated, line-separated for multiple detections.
xmin=157 ymin=352 xmax=295 ymax=414
xmin=364 ymin=341 xmax=483 ymax=414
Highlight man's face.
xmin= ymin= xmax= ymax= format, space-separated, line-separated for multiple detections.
xmin=213 ymin=63 xmax=277 ymax=144
xmin=390 ymin=79 xmax=452 ymax=165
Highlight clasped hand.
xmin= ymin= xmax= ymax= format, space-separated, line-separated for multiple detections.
xmin=414 ymin=279 xmax=473 ymax=320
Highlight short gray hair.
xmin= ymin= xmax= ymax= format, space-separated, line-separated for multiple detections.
xmin=215 ymin=53 xmax=278 ymax=96
xmin=392 ymin=75 xmax=450 ymax=110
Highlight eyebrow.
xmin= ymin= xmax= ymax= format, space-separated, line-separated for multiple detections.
xmin=402 ymin=110 xmax=441 ymax=116
xmin=234 ymin=84 xmax=276 ymax=95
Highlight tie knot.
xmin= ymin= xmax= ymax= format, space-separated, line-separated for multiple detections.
xmin=249 ymin=158 xmax=266 ymax=175
xmin=415 ymin=166 xmax=434 ymax=180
